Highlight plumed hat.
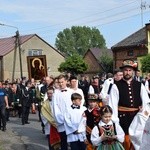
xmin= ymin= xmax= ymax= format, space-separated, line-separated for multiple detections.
xmin=120 ymin=59 xmax=138 ymax=71
xmin=92 ymin=75 xmax=99 ymax=79
xmin=88 ymin=94 xmax=99 ymax=101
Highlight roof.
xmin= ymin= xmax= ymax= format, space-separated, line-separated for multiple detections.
xmin=0 ymin=34 xmax=65 ymax=57
xmin=89 ymin=48 xmax=113 ymax=60
xmin=111 ymin=27 xmax=147 ymax=49
xmin=0 ymin=34 xmax=35 ymax=56
xmin=84 ymin=48 xmax=113 ymax=71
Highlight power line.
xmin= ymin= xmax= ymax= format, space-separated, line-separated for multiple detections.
xmin=21 ymin=0 xmax=138 ymax=33
xmin=38 ymin=9 xmax=150 ymax=41
xmin=27 ymin=6 xmax=140 ymax=37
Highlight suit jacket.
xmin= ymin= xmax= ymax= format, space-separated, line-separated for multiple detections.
xmin=21 ymin=87 xmax=32 ymax=107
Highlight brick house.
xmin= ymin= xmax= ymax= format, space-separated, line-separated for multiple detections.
xmin=0 ymin=34 xmax=65 ymax=81
xmin=83 ymin=48 xmax=113 ymax=77
xmin=111 ymin=23 xmax=150 ymax=70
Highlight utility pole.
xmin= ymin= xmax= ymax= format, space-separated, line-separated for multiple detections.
xmin=16 ymin=30 xmax=23 ymax=78
xmin=140 ymin=0 xmax=146 ymax=27
xmin=0 ymin=23 xmax=23 ymax=80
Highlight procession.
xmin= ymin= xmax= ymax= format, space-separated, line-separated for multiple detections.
xmin=0 ymin=58 xmax=150 ymax=150
xmin=1 ymin=1 xmax=150 ymax=150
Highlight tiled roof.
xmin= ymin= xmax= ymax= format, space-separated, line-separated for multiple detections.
xmin=0 ymin=34 xmax=35 ymax=56
xmin=111 ymin=27 xmax=146 ymax=49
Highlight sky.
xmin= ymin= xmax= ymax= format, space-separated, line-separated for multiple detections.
xmin=0 ymin=0 xmax=150 ymax=49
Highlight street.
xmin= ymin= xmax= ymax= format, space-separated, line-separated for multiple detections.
xmin=0 ymin=112 xmax=48 ymax=150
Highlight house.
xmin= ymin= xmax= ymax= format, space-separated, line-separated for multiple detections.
xmin=0 ymin=34 xmax=65 ymax=81
xmin=111 ymin=23 xmax=150 ymax=69
xmin=83 ymin=48 xmax=113 ymax=77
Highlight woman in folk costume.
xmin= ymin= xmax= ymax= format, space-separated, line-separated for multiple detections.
xmin=91 ymin=105 xmax=125 ymax=150
xmin=41 ymin=87 xmax=60 ymax=150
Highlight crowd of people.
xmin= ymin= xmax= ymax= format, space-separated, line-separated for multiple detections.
xmin=0 ymin=59 xmax=150 ymax=150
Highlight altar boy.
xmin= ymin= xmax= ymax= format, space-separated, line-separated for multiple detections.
xmin=64 ymin=93 xmax=87 ymax=150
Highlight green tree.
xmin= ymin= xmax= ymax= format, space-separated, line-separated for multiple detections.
xmin=55 ymin=26 xmax=106 ymax=56
xmin=141 ymin=54 xmax=150 ymax=72
xmin=58 ymin=53 xmax=88 ymax=75
xmin=99 ymin=51 xmax=113 ymax=73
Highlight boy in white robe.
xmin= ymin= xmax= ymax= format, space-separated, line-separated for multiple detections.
xmin=64 ymin=93 xmax=87 ymax=150
xmin=52 ymin=74 xmax=73 ymax=150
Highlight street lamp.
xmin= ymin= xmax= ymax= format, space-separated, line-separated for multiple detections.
xmin=0 ymin=23 xmax=23 ymax=80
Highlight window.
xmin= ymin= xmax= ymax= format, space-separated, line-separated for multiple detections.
xmin=127 ymin=50 xmax=133 ymax=56
xmin=28 ymin=49 xmax=43 ymax=56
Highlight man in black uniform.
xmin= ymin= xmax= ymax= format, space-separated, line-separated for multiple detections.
xmin=21 ymin=80 xmax=32 ymax=125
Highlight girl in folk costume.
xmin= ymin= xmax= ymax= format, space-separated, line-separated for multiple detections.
xmin=91 ymin=105 xmax=125 ymax=150
xmin=41 ymin=87 xmax=60 ymax=150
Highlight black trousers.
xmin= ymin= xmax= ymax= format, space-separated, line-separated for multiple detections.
xmin=5 ymin=108 xmax=10 ymax=121
xmin=0 ymin=105 xmax=6 ymax=128
xmin=70 ymin=141 xmax=86 ymax=150
xmin=59 ymin=131 xmax=68 ymax=150
xmin=37 ymin=103 xmax=45 ymax=133
xmin=22 ymin=106 xmax=30 ymax=124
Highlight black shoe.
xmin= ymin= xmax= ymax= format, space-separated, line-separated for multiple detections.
xmin=42 ymin=128 xmax=45 ymax=134
xmin=2 ymin=126 xmax=6 ymax=131
xmin=25 ymin=122 xmax=30 ymax=124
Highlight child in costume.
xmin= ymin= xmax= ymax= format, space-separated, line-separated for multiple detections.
xmin=64 ymin=93 xmax=87 ymax=150
xmin=91 ymin=105 xmax=125 ymax=150
xmin=84 ymin=94 xmax=101 ymax=150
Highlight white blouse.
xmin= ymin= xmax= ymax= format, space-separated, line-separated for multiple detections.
xmin=91 ymin=120 xmax=125 ymax=146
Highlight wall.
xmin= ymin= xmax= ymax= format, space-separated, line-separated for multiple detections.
xmin=3 ymin=35 xmax=65 ymax=81
xmin=84 ymin=50 xmax=103 ymax=75
xmin=114 ymin=48 xmax=147 ymax=69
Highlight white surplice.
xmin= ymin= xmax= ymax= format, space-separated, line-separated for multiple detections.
xmin=129 ymin=103 xmax=150 ymax=150
xmin=52 ymin=88 xmax=73 ymax=132
xmin=64 ymin=105 xmax=87 ymax=142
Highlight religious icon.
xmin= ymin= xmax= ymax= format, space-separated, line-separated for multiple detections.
xmin=27 ymin=55 xmax=47 ymax=80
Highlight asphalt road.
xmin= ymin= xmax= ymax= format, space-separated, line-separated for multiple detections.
xmin=0 ymin=112 xmax=49 ymax=150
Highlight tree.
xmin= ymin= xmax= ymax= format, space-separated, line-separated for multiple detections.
xmin=58 ymin=53 xmax=88 ymax=75
xmin=55 ymin=26 xmax=106 ymax=56
xmin=99 ymin=51 xmax=113 ymax=73
xmin=141 ymin=54 xmax=150 ymax=73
